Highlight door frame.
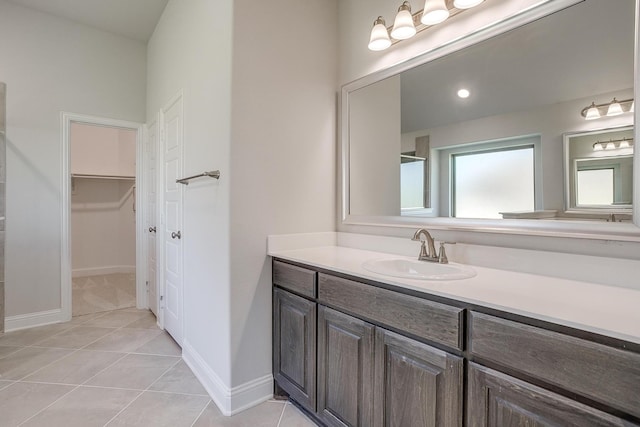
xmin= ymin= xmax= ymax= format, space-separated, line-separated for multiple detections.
xmin=60 ymin=112 xmax=146 ymax=321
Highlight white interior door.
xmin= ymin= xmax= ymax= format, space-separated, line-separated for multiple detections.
xmin=146 ymin=119 xmax=159 ymax=318
xmin=161 ymin=95 xmax=184 ymax=345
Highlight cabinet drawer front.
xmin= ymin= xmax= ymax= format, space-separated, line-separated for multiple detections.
xmin=319 ymin=273 xmax=464 ymax=350
xmin=273 ymin=260 xmax=316 ymax=298
xmin=469 ymin=312 xmax=640 ymax=418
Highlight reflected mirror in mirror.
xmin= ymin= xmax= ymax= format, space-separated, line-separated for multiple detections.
xmin=564 ymin=126 xmax=633 ymax=213
xmin=347 ymin=0 xmax=635 ymax=223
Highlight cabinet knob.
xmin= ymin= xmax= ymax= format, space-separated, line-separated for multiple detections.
xmin=149 ymin=226 xmax=156 ymax=233
xmin=171 ymin=231 xmax=181 ymax=239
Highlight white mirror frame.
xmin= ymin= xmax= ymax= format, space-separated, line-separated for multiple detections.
xmin=340 ymin=0 xmax=640 ymax=242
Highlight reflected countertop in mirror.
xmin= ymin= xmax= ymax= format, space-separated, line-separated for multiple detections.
xmin=341 ymin=0 xmax=640 ymax=240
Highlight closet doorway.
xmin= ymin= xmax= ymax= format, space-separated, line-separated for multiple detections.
xmin=61 ymin=114 xmax=145 ymax=320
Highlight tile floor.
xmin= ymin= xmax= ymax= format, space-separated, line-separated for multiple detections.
xmin=72 ymin=273 xmax=137 ymax=317
xmin=0 ymin=308 xmax=316 ymax=427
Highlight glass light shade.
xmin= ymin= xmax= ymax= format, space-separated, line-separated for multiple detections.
xmin=454 ymin=0 xmax=484 ymax=9
xmin=630 ymin=101 xmax=635 ymax=113
xmin=422 ymin=0 xmax=449 ymax=25
xmin=368 ymin=17 xmax=392 ymax=51
xmin=391 ymin=3 xmax=416 ymax=40
xmin=606 ymin=98 xmax=623 ymax=116
xmin=619 ymin=139 xmax=631 ymax=149
xmin=584 ymin=102 xmax=601 ymax=120
xmin=605 ymin=142 xmax=616 ymax=150
xmin=593 ymin=143 xmax=603 ymax=152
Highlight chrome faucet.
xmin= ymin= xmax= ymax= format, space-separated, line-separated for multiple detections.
xmin=411 ymin=228 xmax=454 ymax=264
xmin=411 ymin=228 xmax=438 ymax=262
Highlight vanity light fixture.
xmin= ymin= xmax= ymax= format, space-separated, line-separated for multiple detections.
xmin=581 ymin=98 xmax=634 ymax=120
xmin=422 ymin=0 xmax=450 ymax=26
xmin=592 ymin=138 xmax=634 ymax=152
xmin=391 ymin=1 xmax=417 ymax=39
xmin=368 ymin=0 xmax=486 ymax=51
xmin=454 ymin=0 xmax=485 ymax=9
xmin=368 ymin=17 xmax=392 ymax=51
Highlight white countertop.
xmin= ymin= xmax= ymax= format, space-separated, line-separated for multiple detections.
xmin=269 ymin=245 xmax=640 ymax=345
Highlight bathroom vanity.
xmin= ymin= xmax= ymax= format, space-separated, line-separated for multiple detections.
xmin=270 ymin=246 xmax=640 ymax=426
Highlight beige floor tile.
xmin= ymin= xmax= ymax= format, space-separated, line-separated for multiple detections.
xmin=0 ymin=323 xmax=73 ymax=346
xmin=0 ymin=345 xmax=22 ymax=359
xmin=133 ymin=331 xmax=181 ymax=356
xmin=83 ymin=310 xmax=151 ymax=328
xmin=279 ymin=403 xmax=317 ymax=427
xmin=107 ymin=391 xmax=210 ymax=427
xmin=85 ymin=353 xmax=180 ymax=390
xmin=72 ymin=273 xmax=136 ymax=317
xmin=0 ymin=382 xmax=75 ymax=426
xmin=35 ymin=326 xmax=115 ymax=349
xmin=84 ymin=328 xmax=162 ymax=352
xmin=122 ymin=312 xmax=158 ymax=329
xmin=193 ymin=400 xmax=286 ymax=427
xmin=0 ymin=379 xmax=13 ymax=390
xmin=149 ymin=360 xmax=207 ymax=395
xmin=0 ymin=346 xmax=73 ymax=380
xmin=21 ymin=386 xmax=141 ymax=427
xmin=23 ymin=350 xmax=125 ymax=385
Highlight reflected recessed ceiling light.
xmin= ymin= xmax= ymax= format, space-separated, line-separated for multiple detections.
xmin=454 ymin=0 xmax=485 ymax=9
xmin=457 ymin=89 xmax=470 ymax=98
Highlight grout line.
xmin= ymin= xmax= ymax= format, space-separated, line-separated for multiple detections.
xmin=143 ymin=356 xmax=183 ymax=392
xmin=15 ymin=347 xmax=81 ymax=382
xmin=189 ymin=398 xmax=213 ymax=427
xmin=17 ymin=384 xmax=81 ymax=426
xmin=276 ymin=401 xmax=288 ymax=426
xmin=78 ymin=352 xmax=129 ymax=387
xmin=102 ymin=389 xmax=145 ymax=427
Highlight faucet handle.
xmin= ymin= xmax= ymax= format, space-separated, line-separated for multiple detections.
xmin=438 ymin=241 xmax=456 ymax=264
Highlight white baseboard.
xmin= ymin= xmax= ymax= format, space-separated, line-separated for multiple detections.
xmin=182 ymin=340 xmax=273 ymax=416
xmin=5 ymin=309 xmax=66 ymax=332
xmin=72 ymin=265 xmax=136 ymax=278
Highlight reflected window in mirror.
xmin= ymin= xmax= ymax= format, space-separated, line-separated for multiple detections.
xmin=453 ymin=146 xmax=535 ymax=219
xmin=435 ymin=135 xmax=542 ymax=219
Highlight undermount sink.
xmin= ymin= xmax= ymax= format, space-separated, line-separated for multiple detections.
xmin=362 ymin=258 xmax=476 ymax=281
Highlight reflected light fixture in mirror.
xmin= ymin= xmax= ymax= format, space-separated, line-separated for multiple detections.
xmin=592 ymin=138 xmax=634 ymax=152
xmin=581 ymin=98 xmax=633 ymax=120
xmin=368 ymin=0 xmax=485 ymax=51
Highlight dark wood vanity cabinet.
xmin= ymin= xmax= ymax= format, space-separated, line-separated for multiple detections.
xmin=272 ymin=259 xmax=640 ymax=427
xmin=374 ymin=328 xmax=462 ymax=427
xmin=273 ymin=287 xmax=317 ymax=412
xmin=317 ymin=306 xmax=375 ymax=427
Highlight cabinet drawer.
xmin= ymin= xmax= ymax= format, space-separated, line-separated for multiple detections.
xmin=318 ymin=273 xmax=464 ymax=350
xmin=469 ymin=311 xmax=640 ymax=418
xmin=273 ymin=260 xmax=316 ymax=298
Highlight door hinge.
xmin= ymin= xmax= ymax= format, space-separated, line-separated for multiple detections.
xmin=145 ymin=281 xmax=149 ymax=288
xmin=160 ymin=295 xmax=164 ymax=301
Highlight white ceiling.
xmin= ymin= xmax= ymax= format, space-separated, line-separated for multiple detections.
xmin=400 ymin=0 xmax=635 ymax=133
xmin=7 ymin=0 xmax=169 ymax=42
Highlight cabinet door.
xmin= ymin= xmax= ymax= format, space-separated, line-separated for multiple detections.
xmin=374 ymin=328 xmax=463 ymax=427
xmin=273 ymin=288 xmax=316 ymax=412
xmin=317 ymin=306 xmax=375 ymax=427
xmin=467 ymin=363 xmax=639 ymax=427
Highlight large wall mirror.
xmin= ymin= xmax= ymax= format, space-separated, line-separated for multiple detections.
xmin=342 ymin=0 xmax=640 ymax=239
